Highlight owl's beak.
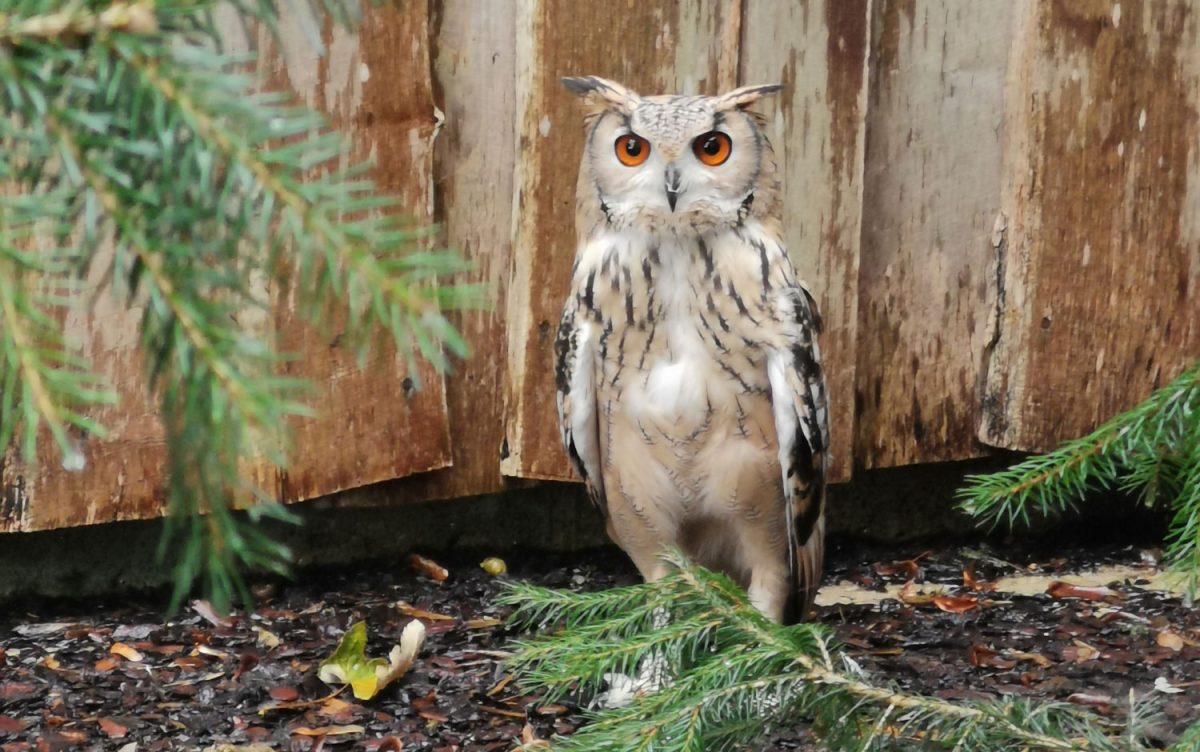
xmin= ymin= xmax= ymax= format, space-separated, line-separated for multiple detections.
xmin=664 ymin=165 xmax=683 ymax=212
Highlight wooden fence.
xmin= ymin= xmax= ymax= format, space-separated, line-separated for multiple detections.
xmin=2 ymin=0 xmax=1197 ymax=534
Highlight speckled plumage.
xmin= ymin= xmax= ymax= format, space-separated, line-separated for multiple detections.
xmin=556 ymin=76 xmax=828 ymax=623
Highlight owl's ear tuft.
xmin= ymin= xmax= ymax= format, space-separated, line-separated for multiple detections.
xmin=561 ymin=76 xmax=641 ymax=114
xmin=714 ymin=83 xmax=784 ymax=111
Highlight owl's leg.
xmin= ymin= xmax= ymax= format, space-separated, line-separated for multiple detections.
xmin=747 ymin=559 xmax=791 ymax=624
xmin=591 ymin=549 xmax=676 ymax=709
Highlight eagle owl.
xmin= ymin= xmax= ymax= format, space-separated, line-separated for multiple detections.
xmin=555 ymin=76 xmax=829 ymax=624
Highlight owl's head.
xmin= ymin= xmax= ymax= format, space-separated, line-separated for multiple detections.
xmin=563 ymin=76 xmax=781 ymax=232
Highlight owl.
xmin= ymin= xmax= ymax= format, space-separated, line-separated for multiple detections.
xmin=555 ymin=76 xmax=829 ymax=625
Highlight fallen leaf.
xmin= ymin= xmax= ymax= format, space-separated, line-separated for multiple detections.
xmin=520 ymin=722 xmax=551 ymax=749
xmin=932 ymin=595 xmax=979 ymax=614
xmin=1154 ymin=676 xmax=1184 ymax=694
xmin=480 ymin=557 xmax=507 ymax=576
xmin=94 ymin=657 xmax=120 ymax=673
xmin=1063 ymin=639 xmax=1100 ymax=663
xmin=318 ymin=620 xmax=425 ymax=700
xmin=896 ymin=579 xmax=937 ymax=606
xmin=875 ymin=558 xmax=919 ymax=578
xmin=255 ymin=628 xmax=281 ymax=649
xmin=0 ymin=716 xmax=25 ymax=733
xmin=192 ymin=599 xmax=235 ymax=628
xmin=1066 ymin=692 xmax=1115 ymax=712
xmin=0 ymin=682 xmax=38 ymax=702
xmin=110 ymin=643 xmax=144 ymax=662
xmin=291 ymin=724 xmax=365 ymax=736
xmin=395 ymin=602 xmax=454 ymax=621
xmin=98 ymin=717 xmax=129 ymax=738
xmin=1008 ymin=650 xmax=1053 ymax=668
xmin=13 ymin=622 xmax=73 ymax=638
xmin=967 ymin=644 xmax=1016 ymax=669
xmin=1156 ymin=630 xmax=1185 ymax=651
xmin=962 ymin=566 xmax=996 ymax=592
xmin=408 ymin=554 xmax=449 ymax=581
xmin=1046 ymin=581 xmax=1121 ymax=601
xmin=463 ymin=617 xmax=502 ymax=629
xmin=39 ymin=655 xmax=61 ymax=670
xmin=269 ymin=686 xmax=300 ymax=702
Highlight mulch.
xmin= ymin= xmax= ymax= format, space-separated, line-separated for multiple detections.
xmin=1 ymin=539 xmax=1198 ymax=750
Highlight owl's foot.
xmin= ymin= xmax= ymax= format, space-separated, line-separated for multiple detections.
xmin=590 ymin=650 xmax=671 ymax=709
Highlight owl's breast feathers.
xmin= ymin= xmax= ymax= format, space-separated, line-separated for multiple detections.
xmin=555 ymin=221 xmax=828 ymax=621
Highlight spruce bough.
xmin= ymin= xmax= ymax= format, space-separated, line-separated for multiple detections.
xmin=0 ymin=0 xmax=480 ymax=612
xmin=502 ymin=553 xmax=1195 ymax=751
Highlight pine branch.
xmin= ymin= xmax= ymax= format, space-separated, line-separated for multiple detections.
xmin=1 ymin=0 xmax=480 ymax=610
xmin=958 ymin=360 xmax=1200 ymax=596
xmin=0 ymin=194 xmax=116 ymax=464
xmin=502 ymin=555 xmax=1150 ymax=751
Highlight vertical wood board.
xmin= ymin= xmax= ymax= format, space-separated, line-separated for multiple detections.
xmin=853 ymin=0 xmax=1016 ymax=469
xmin=374 ymin=0 xmax=521 ymax=502
xmin=739 ymin=0 xmax=871 ymax=481
xmin=981 ymin=0 xmax=1200 ymax=450
xmin=263 ymin=0 xmax=454 ymax=502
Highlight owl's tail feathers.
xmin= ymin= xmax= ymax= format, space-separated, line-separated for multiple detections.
xmin=784 ymin=514 xmax=825 ymax=625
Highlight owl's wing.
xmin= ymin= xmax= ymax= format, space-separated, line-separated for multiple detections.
xmin=554 ymin=300 xmax=608 ymax=515
xmin=767 ymin=284 xmax=829 ymax=623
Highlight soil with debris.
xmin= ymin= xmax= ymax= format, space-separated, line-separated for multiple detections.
xmin=1 ymin=538 xmax=1198 ymax=750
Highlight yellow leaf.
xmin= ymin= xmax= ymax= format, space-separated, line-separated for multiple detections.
xmin=110 ymin=643 xmax=144 ymax=662
xmin=318 ymin=620 xmax=425 ymax=701
xmin=480 ymin=557 xmax=508 ymax=576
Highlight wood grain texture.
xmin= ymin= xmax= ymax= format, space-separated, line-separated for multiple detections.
xmin=739 ymin=0 xmax=871 ymax=482
xmin=2 ymin=2 xmax=453 ymax=532
xmin=500 ymin=0 xmax=742 ymax=480
xmin=981 ymin=0 xmax=1200 ymax=450
xmin=853 ymin=0 xmax=1015 ymax=469
xmin=263 ymin=0 xmax=453 ymax=503
xmin=1 ymin=250 xmax=168 ymax=532
xmin=372 ymin=0 xmax=522 ymax=501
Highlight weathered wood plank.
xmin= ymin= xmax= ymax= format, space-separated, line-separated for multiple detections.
xmin=2 ymin=4 xmax=453 ymax=532
xmin=374 ymin=0 xmax=521 ymax=501
xmin=264 ymin=0 xmax=453 ymax=502
xmin=854 ymin=0 xmax=1015 ymax=469
xmin=981 ymin=0 xmax=1200 ymax=451
xmin=500 ymin=0 xmax=741 ymax=480
xmin=739 ymin=0 xmax=871 ymax=481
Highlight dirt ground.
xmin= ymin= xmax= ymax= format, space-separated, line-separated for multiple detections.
xmin=1 ymin=536 xmax=1198 ymax=750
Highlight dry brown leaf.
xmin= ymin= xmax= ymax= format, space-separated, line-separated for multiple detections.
xmin=110 ymin=642 xmax=145 ymax=662
xmin=1157 ymin=630 xmax=1185 ymax=651
xmin=291 ymin=724 xmax=365 ymax=736
xmin=394 ymin=602 xmax=454 ymax=621
xmin=932 ymin=595 xmax=979 ymax=614
xmin=191 ymin=600 xmax=235 ymax=628
xmin=39 ymin=655 xmax=61 ymax=670
xmin=98 ymin=717 xmax=129 ymax=738
xmin=256 ymin=628 xmax=281 ymax=649
xmin=408 ymin=554 xmax=449 ymax=581
xmin=897 ymin=579 xmax=937 ymax=605
xmin=1066 ymin=692 xmax=1115 ymax=711
xmin=1046 ymin=581 xmax=1121 ymax=601
xmin=520 ymin=722 xmax=552 ymax=749
xmin=962 ymin=566 xmax=997 ymax=592
xmin=463 ymin=617 xmax=502 ymax=629
xmin=967 ymin=644 xmax=1016 ymax=669
xmin=94 ymin=657 xmax=120 ymax=672
xmin=1008 ymin=649 xmax=1054 ymax=668
xmin=1065 ymin=639 xmax=1100 ymax=663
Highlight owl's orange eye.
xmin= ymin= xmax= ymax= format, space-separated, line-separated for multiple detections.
xmin=693 ymin=131 xmax=732 ymax=166
xmin=614 ymin=134 xmax=650 ymax=166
